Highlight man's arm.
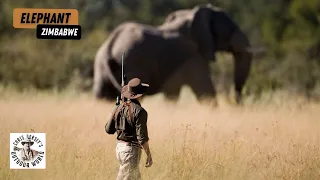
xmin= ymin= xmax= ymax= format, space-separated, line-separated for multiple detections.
xmin=136 ymin=110 xmax=149 ymax=146
xmin=32 ymin=149 xmax=39 ymax=156
xmin=141 ymin=141 xmax=151 ymax=157
xmin=105 ymin=106 xmax=118 ymax=134
xmin=136 ymin=110 xmax=153 ymax=167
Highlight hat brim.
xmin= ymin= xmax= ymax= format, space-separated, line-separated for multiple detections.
xmin=122 ymin=83 xmax=149 ymax=99
xmin=21 ymin=141 xmax=34 ymax=146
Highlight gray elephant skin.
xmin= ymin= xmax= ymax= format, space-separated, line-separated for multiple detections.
xmin=93 ymin=4 xmax=253 ymax=104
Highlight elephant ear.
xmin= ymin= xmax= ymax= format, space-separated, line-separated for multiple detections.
xmin=230 ymin=29 xmax=251 ymax=52
xmin=188 ymin=6 xmax=214 ymax=60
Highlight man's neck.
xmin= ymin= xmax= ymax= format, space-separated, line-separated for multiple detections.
xmin=130 ymin=99 xmax=141 ymax=106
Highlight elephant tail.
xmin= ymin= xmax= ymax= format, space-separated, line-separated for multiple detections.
xmin=105 ymin=58 xmax=122 ymax=93
xmin=103 ymin=26 xmax=125 ymax=93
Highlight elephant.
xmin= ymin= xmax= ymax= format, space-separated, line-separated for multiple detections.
xmin=308 ymin=41 xmax=320 ymax=61
xmin=93 ymin=3 xmax=254 ymax=105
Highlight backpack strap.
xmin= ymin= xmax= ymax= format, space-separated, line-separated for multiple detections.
xmin=114 ymin=103 xmax=124 ymax=120
xmin=127 ymin=102 xmax=134 ymax=121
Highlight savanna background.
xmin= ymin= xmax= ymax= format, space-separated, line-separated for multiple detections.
xmin=0 ymin=0 xmax=320 ymax=179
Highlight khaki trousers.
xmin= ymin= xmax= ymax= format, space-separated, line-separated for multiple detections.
xmin=116 ymin=142 xmax=142 ymax=180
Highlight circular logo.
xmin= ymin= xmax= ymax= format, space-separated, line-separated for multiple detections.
xmin=10 ymin=133 xmax=46 ymax=169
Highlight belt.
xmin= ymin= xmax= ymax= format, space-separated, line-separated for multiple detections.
xmin=118 ymin=140 xmax=142 ymax=149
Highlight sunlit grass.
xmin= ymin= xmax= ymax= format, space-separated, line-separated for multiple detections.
xmin=0 ymin=88 xmax=320 ymax=180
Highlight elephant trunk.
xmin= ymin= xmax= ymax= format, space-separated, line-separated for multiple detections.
xmin=230 ymin=30 xmax=253 ymax=103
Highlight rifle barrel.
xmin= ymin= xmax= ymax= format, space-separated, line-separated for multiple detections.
xmin=121 ymin=52 xmax=125 ymax=87
xmin=120 ymin=52 xmax=125 ymax=100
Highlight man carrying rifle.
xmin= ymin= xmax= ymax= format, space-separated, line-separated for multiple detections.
xmin=105 ymin=77 xmax=153 ymax=180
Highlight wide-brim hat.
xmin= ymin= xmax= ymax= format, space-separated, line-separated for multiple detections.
xmin=122 ymin=78 xmax=150 ymax=99
xmin=21 ymin=139 xmax=34 ymax=146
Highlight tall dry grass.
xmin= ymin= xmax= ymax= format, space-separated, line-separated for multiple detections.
xmin=0 ymin=88 xmax=320 ymax=180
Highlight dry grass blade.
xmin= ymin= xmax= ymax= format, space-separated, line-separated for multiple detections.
xmin=0 ymin=90 xmax=320 ymax=180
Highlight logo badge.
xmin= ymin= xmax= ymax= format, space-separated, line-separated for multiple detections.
xmin=10 ymin=133 xmax=46 ymax=169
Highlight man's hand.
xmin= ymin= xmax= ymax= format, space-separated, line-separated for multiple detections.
xmin=116 ymin=96 xmax=120 ymax=106
xmin=145 ymin=155 xmax=153 ymax=167
xmin=141 ymin=141 xmax=153 ymax=167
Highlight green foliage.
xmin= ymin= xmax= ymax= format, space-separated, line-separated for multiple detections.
xmin=0 ymin=0 xmax=319 ymax=100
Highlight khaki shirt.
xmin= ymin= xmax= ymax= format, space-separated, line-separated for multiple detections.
xmin=16 ymin=148 xmax=39 ymax=161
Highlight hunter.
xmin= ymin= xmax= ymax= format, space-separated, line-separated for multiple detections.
xmin=105 ymin=77 xmax=153 ymax=180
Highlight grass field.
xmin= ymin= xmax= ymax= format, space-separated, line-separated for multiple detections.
xmin=0 ymin=88 xmax=320 ymax=180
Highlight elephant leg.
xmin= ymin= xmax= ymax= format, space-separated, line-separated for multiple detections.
xmin=93 ymin=81 xmax=109 ymax=100
xmin=161 ymin=66 xmax=186 ymax=103
xmin=93 ymin=73 xmax=119 ymax=101
xmin=185 ymin=58 xmax=218 ymax=107
xmin=93 ymin=71 xmax=105 ymax=99
xmin=162 ymin=83 xmax=182 ymax=102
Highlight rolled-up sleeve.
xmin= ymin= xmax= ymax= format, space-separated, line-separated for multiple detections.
xmin=105 ymin=106 xmax=118 ymax=134
xmin=136 ymin=110 xmax=149 ymax=145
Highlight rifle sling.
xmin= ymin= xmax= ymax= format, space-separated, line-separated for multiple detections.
xmin=114 ymin=101 xmax=134 ymax=122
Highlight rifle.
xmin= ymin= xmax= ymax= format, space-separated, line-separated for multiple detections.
xmin=116 ymin=52 xmax=126 ymax=105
